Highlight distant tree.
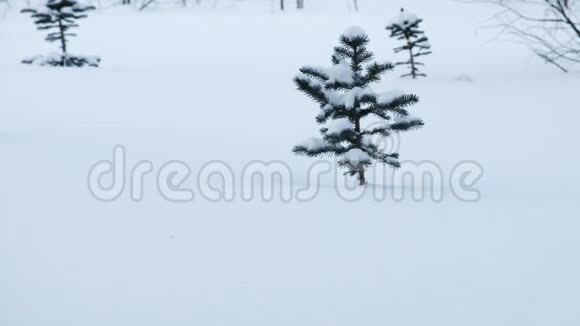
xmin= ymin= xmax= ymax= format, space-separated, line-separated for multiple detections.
xmin=121 ymin=0 xmax=130 ymax=4
xmin=296 ymin=0 xmax=304 ymax=10
xmin=293 ymin=27 xmax=424 ymax=185
xmin=386 ymin=8 xmax=432 ymax=78
xmin=21 ymin=0 xmax=100 ymax=67
xmin=280 ymin=0 xmax=284 ymax=11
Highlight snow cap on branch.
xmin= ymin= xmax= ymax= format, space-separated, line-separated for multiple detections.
xmin=339 ymin=148 xmax=371 ymax=166
xmin=342 ymin=26 xmax=367 ymax=40
xmin=24 ymin=0 xmax=95 ymax=16
xmin=298 ymin=137 xmax=330 ymax=152
xmin=323 ymin=118 xmax=354 ymax=136
xmin=388 ymin=8 xmax=421 ymax=28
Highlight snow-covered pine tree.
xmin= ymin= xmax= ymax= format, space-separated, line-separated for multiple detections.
xmin=293 ymin=27 xmax=424 ymax=186
xmin=21 ymin=0 xmax=100 ymax=67
xmin=386 ymin=9 xmax=432 ymax=78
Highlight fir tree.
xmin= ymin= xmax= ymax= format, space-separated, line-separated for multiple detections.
xmin=293 ymin=27 xmax=424 ymax=186
xmin=21 ymin=0 xmax=100 ymax=67
xmin=386 ymin=9 xmax=432 ymax=78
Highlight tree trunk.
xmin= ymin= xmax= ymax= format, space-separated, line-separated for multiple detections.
xmin=57 ymin=17 xmax=67 ymax=54
xmin=358 ymin=170 xmax=366 ymax=186
xmin=352 ymin=0 xmax=358 ymax=12
xmin=280 ymin=0 xmax=284 ymax=11
xmin=354 ymin=116 xmax=366 ymax=186
xmin=406 ymin=35 xmax=416 ymax=78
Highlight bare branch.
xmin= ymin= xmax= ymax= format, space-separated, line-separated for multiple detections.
xmin=460 ymin=0 xmax=580 ymax=71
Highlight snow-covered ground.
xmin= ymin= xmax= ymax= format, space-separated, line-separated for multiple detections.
xmin=1 ymin=1 xmax=579 ymax=325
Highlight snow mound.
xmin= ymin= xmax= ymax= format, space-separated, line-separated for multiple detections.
xmin=22 ymin=53 xmax=101 ymax=67
xmin=456 ymin=73 xmax=474 ymax=82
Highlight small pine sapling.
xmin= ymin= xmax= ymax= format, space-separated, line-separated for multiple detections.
xmin=293 ymin=26 xmax=424 ymax=186
xmin=21 ymin=0 xmax=100 ymax=67
xmin=386 ymin=8 xmax=432 ymax=78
